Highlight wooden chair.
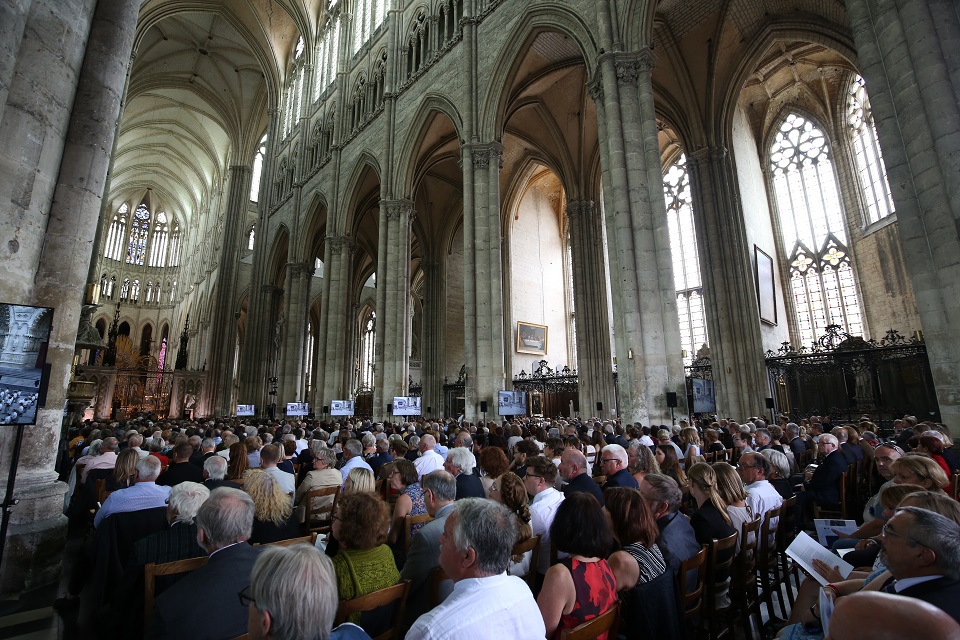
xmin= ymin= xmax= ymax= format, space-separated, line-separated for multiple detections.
xmin=303 ymin=486 xmax=340 ymax=535
xmin=144 ymin=556 xmax=209 ymax=633
xmin=334 ymin=580 xmax=411 ymax=640
xmin=592 ymin=475 xmax=606 ymax=486
xmin=952 ymin=472 xmax=960 ymax=501
xmin=677 ymin=544 xmax=708 ymax=634
xmin=404 ymin=513 xmax=434 ymax=552
xmin=428 ymin=566 xmax=450 ymax=609
xmin=702 ymin=531 xmax=739 ymax=639
xmin=95 ymin=478 xmax=112 ymax=506
xmin=714 ymin=517 xmax=762 ymax=640
xmin=558 ymin=602 xmax=620 ymax=640
xmin=812 ymin=470 xmax=848 ymax=520
xmin=511 ymin=534 xmax=542 ymax=590
xmin=756 ymin=505 xmax=785 ymax=622
xmin=254 ymin=532 xmax=319 ymax=547
xmin=776 ymin=495 xmax=800 ymax=611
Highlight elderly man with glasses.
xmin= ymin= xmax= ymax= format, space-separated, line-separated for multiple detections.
xmin=599 ymin=444 xmax=638 ymax=490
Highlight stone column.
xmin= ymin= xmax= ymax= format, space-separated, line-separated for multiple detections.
xmin=421 ymin=260 xmax=443 ymax=419
xmin=280 ymin=261 xmax=308 ymax=404
xmin=566 ymin=200 xmax=616 ymax=418
xmin=320 ymin=236 xmax=354 ymax=405
xmin=0 ymin=0 xmax=32 ymax=126
xmin=376 ymin=200 xmax=413 ymax=414
xmin=206 ymin=165 xmax=252 ymax=416
xmin=845 ymin=0 xmax=960 ymax=427
xmin=463 ymin=143 xmax=506 ymax=420
xmin=0 ymin=0 xmax=138 ymax=594
xmin=687 ymin=148 xmax=767 ymax=418
xmin=589 ymin=48 xmax=685 ymax=425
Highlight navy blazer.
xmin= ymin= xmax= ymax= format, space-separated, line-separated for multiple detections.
xmin=805 ymin=450 xmax=848 ymax=504
xmin=150 ymin=542 xmax=262 ymax=640
xmin=602 ymin=468 xmax=639 ymax=491
xmin=562 ymin=473 xmax=605 ymax=506
xmin=894 ymin=576 xmax=960 ymax=623
xmin=657 ymin=511 xmax=701 ymax=589
xmin=455 ymin=473 xmax=486 ymax=500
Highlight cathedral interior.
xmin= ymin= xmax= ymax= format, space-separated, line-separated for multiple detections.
xmin=0 ymin=0 xmax=958 ymax=597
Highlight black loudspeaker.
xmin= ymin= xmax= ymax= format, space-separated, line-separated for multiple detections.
xmin=322 ymin=406 xmax=329 ymax=413
xmin=427 ymin=407 xmax=432 ymax=414
xmin=596 ymin=402 xmax=603 ymax=412
xmin=765 ymin=397 xmax=775 ymax=409
xmin=480 ymin=401 xmax=488 ymax=413
xmin=386 ymin=404 xmax=392 ymax=414
xmin=666 ymin=392 xmax=678 ymax=408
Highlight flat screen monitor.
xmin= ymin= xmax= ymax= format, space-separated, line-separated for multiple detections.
xmin=498 ymin=390 xmax=527 ymax=416
xmin=286 ymin=402 xmax=309 ymax=416
xmin=0 ymin=302 xmax=54 ymax=425
xmin=692 ymin=378 xmax=716 ymax=414
xmin=330 ymin=400 xmax=355 ymax=416
xmin=236 ymin=404 xmax=255 ymax=417
xmin=392 ymin=396 xmax=421 ymax=416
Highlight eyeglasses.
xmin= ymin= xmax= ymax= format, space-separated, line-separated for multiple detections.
xmin=882 ymin=522 xmax=925 ymax=547
xmin=525 ymin=473 xmax=543 ymax=480
xmin=601 ymin=458 xmax=620 ymax=464
xmin=238 ymin=585 xmax=256 ymax=607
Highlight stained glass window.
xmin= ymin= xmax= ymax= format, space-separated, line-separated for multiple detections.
xmin=125 ymin=203 xmax=151 ymax=266
xmin=148 ymin=211 xmax=169 ymax=267
xmin=357 ymin=310 xmax=376 ymax=390
xmin=251 ymin=135 xmax=267 ymax=202
xmin=663 ymin=155 xmax=708 ymax=366
xmin=846 ymin=75 xmax=895 ymax=224
xmin=770 ymin=113 xmax=864 ymax=347
xmin=104 ymin=203 xmax=128 ymax=261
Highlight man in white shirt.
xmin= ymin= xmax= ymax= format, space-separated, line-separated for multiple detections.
xmin=524 ymin=457 xmax=564 ymax=575
xmin=414 ymin=434 xmax=444 ymax=480
xmin=406 ymin=498 xmax=545 ymax=640
xmin=260 ymin=444 xmax=295 ymax=495
xmin=738 ymin=452 xmax=783 ymax=530
xmin=338 ymin=439 xmax=373 ymax=482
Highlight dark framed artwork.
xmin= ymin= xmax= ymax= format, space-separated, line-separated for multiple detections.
xmin=755 ymin=246 xmax=777 ymax=325
xmin=516 ymin=321 xmax=548 ymax=355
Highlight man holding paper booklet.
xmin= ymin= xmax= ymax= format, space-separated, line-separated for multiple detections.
xmin=777 ymin=497 xmax=960 ymax=640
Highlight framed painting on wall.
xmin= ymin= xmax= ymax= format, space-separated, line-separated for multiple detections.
xmin=755 ymin=245 xmax=777 ymax=325
xmin=516 ymin=321 xmax=548 ymax=355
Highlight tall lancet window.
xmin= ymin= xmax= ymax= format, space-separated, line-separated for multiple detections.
xmin=769 ymin=113 xmax=864 ymax=347
xmin=104 ymin=203 xmax=128 ymax=261
xmin=357 ymin=310 xmax=376 ymax=390
xmin=148 ymin=211 xmax=170 ymax=267
xmin=846 ymin=75 xmax=895 ymax=224
xmin=126 ymin=202 xmax=151 ymax=266
xmin=663 ymin=155 xmax=707 ymax=366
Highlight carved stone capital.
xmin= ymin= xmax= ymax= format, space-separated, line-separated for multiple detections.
xmin=327 ymin=235 xmax=356 ymax=254
xmin=689 ymin=146 xmax=729 ymax=166
xmin=383 ymin=199 xmax=414 ymax=222
xmin=466 ymin=142 xmax=504 ymax=171
xmin=565 ymin=200 xmax=595 ymax=218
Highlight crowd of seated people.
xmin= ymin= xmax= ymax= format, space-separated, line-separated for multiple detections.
xmin=52 ymin=410 xmax=960 ymax=639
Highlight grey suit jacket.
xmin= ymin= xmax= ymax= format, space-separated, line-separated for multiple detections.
xmin=399 ymin=502 xmax=456 ymax=625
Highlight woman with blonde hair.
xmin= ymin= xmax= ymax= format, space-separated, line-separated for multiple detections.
xmin=688 ymin=463 xmax=736 ymax=539
xmin=344 ymin=467 xmax=375 ymax=494
xmin=628 ymin=442 xmax=660 ymax=485
xmin=498 ymin=471 xmax=534 ymax=576
xmin=244 ymin=470 xmax=300 ymax=544
xmin=891 ymin=453 xmax=949 ymax=491
xmin=109 ymin=447 xmax=140 ymax=490
xmin=711 ymin=462 xmax=752 ymax=551
xmin=680 ymin=426 xmax=702 ymax=462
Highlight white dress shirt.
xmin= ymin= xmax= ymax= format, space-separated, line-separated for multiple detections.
xmin=264 ymin=466 xmax=296 ymax=494
xmin=339 ymin=455 xmax=374 ymax=482
xmin=530 ymin=487 xmax=565 ymax=574
xmin=405 ymin=573 xmax=545 ymax=640
xmin=414 ymin=449 xmax=444 ymax=480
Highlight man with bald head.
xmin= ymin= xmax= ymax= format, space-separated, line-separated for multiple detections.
xmin=414 ymin=433 xmax=444 ymax=480
xmin=558 ymin=448 xmax=603 ymax=506
xmin=826 ymin=591 xmax=960 ymax=640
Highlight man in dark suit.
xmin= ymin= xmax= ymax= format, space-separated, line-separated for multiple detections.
xmin=202 ymin=455 xmax=242 ymax=490
xmin=149 ymin=487 xmax=262 ymax=640
xmin=879 ymin=506 xmax=960 ymax=623
xmin=443 ymin=447 xmax=484 ymax=499
xmin=833 ymin=427 xmax=863 ymax=463
xmin=158 ymin=441 xmax=205 ymax=487
xmin=795 ymin=433 xmax=847 ymax=529
xmin=559 ymin=448 xmax=604 ymax=506
xmin=196 ymin=438 xmax=218 ymax=466
xmin=786 ymin=423 xmax=806 ymax=463
xmin=399 ymin=471 xmax=457 ymax=627
xmin=599 ymin=444 xmax=639 ymax=491
xmin=640 ymin=474 xmax=699 ymax=587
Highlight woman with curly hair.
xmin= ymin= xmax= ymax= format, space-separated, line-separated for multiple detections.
xmin=226 ymin=442 xmax=249 ymax=483
xmin=498 ymin=471 xmax=534 ymax=576
xmin=628 ymin=442 xmax=660 ymax=485
xmin=331 ymin=492 xmax=400 ymax=622
xmin=244 ymin=470 xmax=300 ymax=544
xmin=477 ymin=446 xmax=510 ymax=500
